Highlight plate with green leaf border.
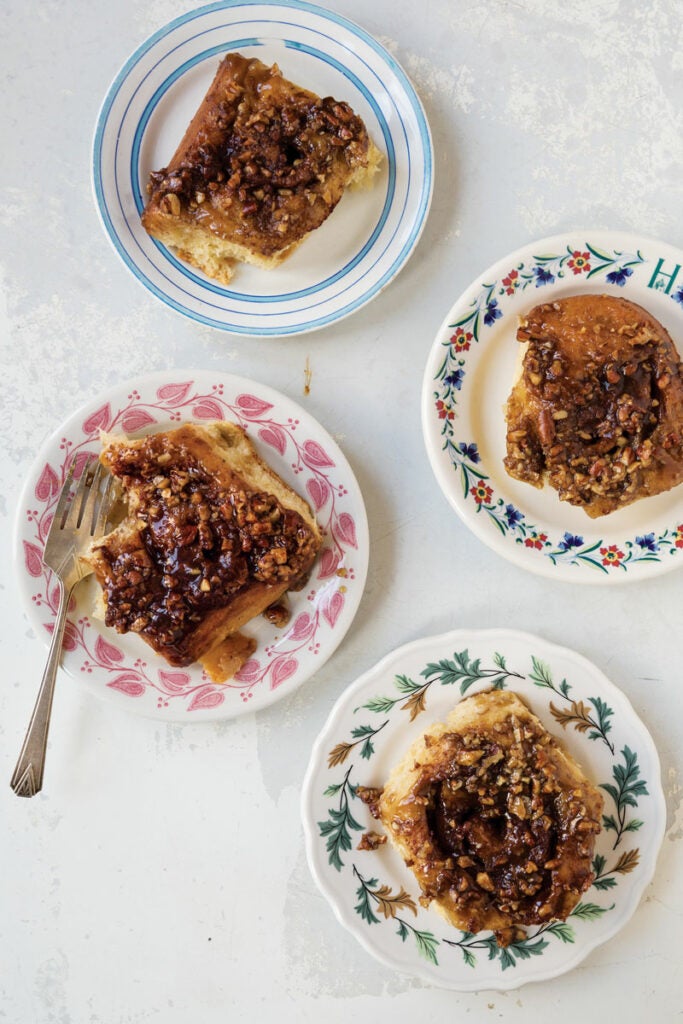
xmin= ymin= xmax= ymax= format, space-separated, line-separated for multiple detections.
xmin=301 ymin=629 xmax=665 ymax=990
xmin=421 ymin=231 xmax=683 ymax=584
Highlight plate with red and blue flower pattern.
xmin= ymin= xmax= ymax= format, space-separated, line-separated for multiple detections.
xmin=15 ymin=370 xmax=368 ymax=720
xmin=421 ymin=231 xmax=683 ymax=583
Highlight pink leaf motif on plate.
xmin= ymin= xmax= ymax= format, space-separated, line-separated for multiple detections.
xmin=23 ymin=540 xmax=44 ymax=577
xmin=270 ymin=656 xmax=298 ymax=690
xmin=157 ymin=381 xmax=193 ymax=405
xmin=336 ymin=512 xmax=358 ymax=549
xmin=50 ymin=583 xmax=62 ymax=610
xmin=188 ymin=685 xmax=225 ymax=711
xmin=60 ymin=620 xmax=79 ymax=652
xmin=321 ymin=589 xmax=344 ymax=629
xmin=121 ymin=409 xmax=157 ymax=433
xmin=39 ymin=513 xmax=54 ymax=543
xmin=158 ymin=670 xmax=193 ymax=694
xmin=258 ymin=426 xmax=287 ymax=455
xmin=306 ymin=477 xmax=330 ymax=512
xmin=317 ymin=547 xmax=339 ymax=579
xmin=83 ymin=403 xmax=112 ymax=435
xmin=235 ymin=394 xmax=273 ymax=418
xmin=63 ymin=618 xmax=80 ymax=651
xmin=234 ymin=659 xmax=261 ymax=683
xmin=302 ymin=439 xmax=335 ymax=469
xmin=108 ymin=673 xmax=146 ymax=697
xmin=35 ymin=463 xmax=59 ymax=502
xmin=70 ymin=450 xmax=94 ymax=479
xmin=94 ymin=634 xmax=123 ymax=667
xmin=288 ymin=612 xmax=315 ymax=642
xmin=192 ymin=398 xmax=225 ymax=420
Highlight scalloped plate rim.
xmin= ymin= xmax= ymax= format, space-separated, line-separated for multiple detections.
xmin=301 ymin=627 xmax=666 ymax=990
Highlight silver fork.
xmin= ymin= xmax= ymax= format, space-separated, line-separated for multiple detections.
xmin=11 ymin=456 xmax=114 ymax=797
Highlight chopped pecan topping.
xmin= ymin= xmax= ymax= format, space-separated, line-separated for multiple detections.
xmin=414 ymin=717 xmax=600 ymax=934
xmin=97 ymin=432 xmax=317 ymax=664
xmin=356 ymin=786 xmax=384 ymax=820
xmin=504 ymin=295 xmax=683 ymax=517
xmin=357 ymin=831 xmax=387 ymax=851
xmin=146 ymin=54 xmax=370 ymax=255
xmin=262 ymin=600 xmax=290 ymax=628
xmin=376 ymin=693 xmax=604 ymax=946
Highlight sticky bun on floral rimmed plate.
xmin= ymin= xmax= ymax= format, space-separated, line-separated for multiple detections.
xmin=422 ymin=231 xmax=683 ymax=584
xmin=302 ymin=629 xmax=665 ymax=990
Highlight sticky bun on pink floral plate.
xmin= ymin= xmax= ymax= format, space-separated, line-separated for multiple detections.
xmin=15 ymin=371 xmax=368 ymax=721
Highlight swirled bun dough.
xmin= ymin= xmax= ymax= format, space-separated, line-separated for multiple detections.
xmin=377 ymin=690 xmax=603 ymax=946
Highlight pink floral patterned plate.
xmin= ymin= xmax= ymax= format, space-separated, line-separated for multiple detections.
xmin=15 ymin=371 xmax=368 ymax=720
xmin=422 ymin=231 xmax=683 ymax=583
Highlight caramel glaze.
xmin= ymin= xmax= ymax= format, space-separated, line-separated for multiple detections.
xmin=414 ymin=732 xmax=597 ymax=929
xmin=360 ymin=701 xmax=603 ymax=947
xmin=144 ymin=53 xmax=370 ymax=257
xmin=97 ymin=432 xmax=316 ymax=664
xmin=505 ymin=294 xmax=683 ymax=517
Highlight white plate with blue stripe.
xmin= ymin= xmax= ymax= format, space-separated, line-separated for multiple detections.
xmin=92 ymin=0 xmax=433 ymax=336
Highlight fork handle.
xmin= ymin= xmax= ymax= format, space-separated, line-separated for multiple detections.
xmin=10 ymin=579 xmax=71 ymax=797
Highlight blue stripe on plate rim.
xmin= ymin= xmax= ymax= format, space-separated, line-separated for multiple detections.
xmin=126 ymin=36 xmax=398 ymax=302
xmin=91 ymin=0 xmax=433 ymax=335
xmin=104 ymin=21 xmax=415 ymax=313
xmin=93 ymin=5 xmax=431 ymax=330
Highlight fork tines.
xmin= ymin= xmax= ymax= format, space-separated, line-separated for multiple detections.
xmin=51 ymin=456 xmax=114 ymax=538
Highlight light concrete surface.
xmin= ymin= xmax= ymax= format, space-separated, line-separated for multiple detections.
xmin=1 ymin=1 xmax=681 ymax=1021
